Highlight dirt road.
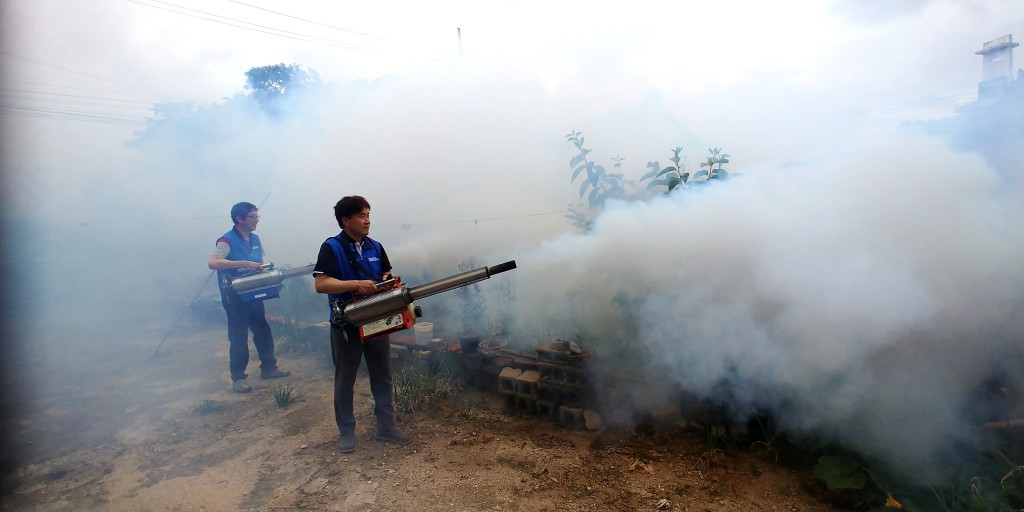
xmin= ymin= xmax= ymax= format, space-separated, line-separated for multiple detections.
xmin=1 ymin=319 xmax=830 ymax=511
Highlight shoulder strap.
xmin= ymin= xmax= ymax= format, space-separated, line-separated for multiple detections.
xmin=327 ymin=235 xmax=377 ymax=281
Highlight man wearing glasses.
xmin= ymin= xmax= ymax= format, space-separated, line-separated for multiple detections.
xmin=208 ymin=202 xmax=290 ymax=393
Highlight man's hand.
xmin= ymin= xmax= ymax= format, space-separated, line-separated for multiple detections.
xmin=353 ymin=280 xmax=378 ymax=296
xmin=240 ymin=261 xmax=263 ymax=271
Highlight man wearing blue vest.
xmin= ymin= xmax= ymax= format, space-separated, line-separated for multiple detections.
xmin=313 ymin=195 xmax=411 ymax=453
xmin=208 ymin=202 xmax=290 ymax=393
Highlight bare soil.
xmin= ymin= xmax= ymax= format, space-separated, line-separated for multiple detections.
xmin=0 ymin=317 xmax=834 ymax=511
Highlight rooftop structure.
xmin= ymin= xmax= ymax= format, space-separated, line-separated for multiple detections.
xmin=976 ymin=34 xmax=1019 ymax=102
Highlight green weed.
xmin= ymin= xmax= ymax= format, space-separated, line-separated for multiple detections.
xmin=393 ymin=362 xmax=462 ymax=419
xmin=194 ymin=399 xmax=226 ymax=414
xmin=271 ymin=383 xmax=297 ymax=408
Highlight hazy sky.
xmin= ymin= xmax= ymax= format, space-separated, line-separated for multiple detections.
xmin=2 ymin=0 xmax=1022 ymax=483
xmin=3 ymin=1 xmax=1020 ymax=122
xmin=2 ymin=0 xmax=1020 ymax=244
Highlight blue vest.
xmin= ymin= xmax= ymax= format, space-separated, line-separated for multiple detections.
xmin=217 ymin=228 xmax=264 ymax=300
xmin=325 ymin=233 xmax=384 ymax=305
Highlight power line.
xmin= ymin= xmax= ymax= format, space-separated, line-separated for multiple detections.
xmin=0 ymin=85 xmax=155 ymax=125
xmin=223 ymin=0 xmax=380 ymax=39
xmin=1 ymin=87 xmax=157 ymax=106
xmin=125 ymin=0 xmax=368 ymax=50
xmin=868 ymin=91 xmax=978 ymax=109
xmin=0 ymin=51 xmax=128 ymax=86
xmin=0 ymin=105 xmax=146 ymax=125
xmin=0 ymin=52 xmax=193 ymax=102
xmin=446 ymin=209 xmax=570 ymax=225
xmin=4 ymin=79 xmax=173 ymax=103
xmin=357 ymin=209 xmax=572 ymax=228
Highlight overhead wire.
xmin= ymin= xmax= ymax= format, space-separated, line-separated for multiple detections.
xmin=4 ymin=78 xmax=190 ymax=104
xmin=223 ymin=0 xmax=380 ymax=38
xmin=70 ymin=208 xmax=574 ymax=229
xmin=0 ymin=83 xmax=157 ymax=125
xmin=0 ymin=49 xmax=217 ymax=126
xmin=0 ymin=104 xmax=146 ymax=125
xmin=0 ymin=51 xmax=133 ymax=87
xmin=852 ymin=90 xmax=980 ymax=116
xmin=124 ymin=0 xmax=369 ymax=50
xmin=1 ymin=87 xmax=158 ymax=106
xmin=439 ymin=209 xmax=570 ymax=226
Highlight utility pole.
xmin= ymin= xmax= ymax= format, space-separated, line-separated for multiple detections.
xmin=457 ymin=27 xmax=463 ymax=58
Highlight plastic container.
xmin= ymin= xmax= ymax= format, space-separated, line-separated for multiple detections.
xmin=413 ymin=322 xmax=434 ymax=345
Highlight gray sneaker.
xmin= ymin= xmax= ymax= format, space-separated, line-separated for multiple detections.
xmin=232 ymin=379 xmax=252 ymax=393
xmin=260 ymin=368 xmax=290 ymax=379
xmin=339 ymin=433 xmax=356 ymax=454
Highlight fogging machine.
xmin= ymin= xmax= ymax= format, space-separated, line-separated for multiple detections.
xmin=331 ymin=260 xmax=517 ymax=341
xmin=222 ymin=263 xmax=316 ymax=302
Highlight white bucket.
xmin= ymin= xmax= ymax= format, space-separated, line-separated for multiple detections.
xmin=413 ymin=322 xmax=434 ymax=345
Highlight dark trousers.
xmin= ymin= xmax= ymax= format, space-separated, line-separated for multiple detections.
xmin=331 ymin=324 xmax=396 ymax=435
xmin=224 ymin=299 xmax=277 ymax=381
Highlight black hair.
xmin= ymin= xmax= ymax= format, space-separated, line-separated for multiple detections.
xmin=333 ymin=196 xmax=371 ymax=228
xmin=230 ymin=202 xmax=257 ymax=225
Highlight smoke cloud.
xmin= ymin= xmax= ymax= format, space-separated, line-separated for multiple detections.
xmin=509 ymin=133 xmax=1022 ymax=476
xmin=2 ymin=0 xmax=1021 ymax=483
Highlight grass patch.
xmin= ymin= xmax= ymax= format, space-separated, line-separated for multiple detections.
xmin=194 ymin=400 xmax=227 ymax=414
xmin=271 ymin=383 xmax=298 ymax=408
xmin=393 ymin=361 xmax=462 ymax=419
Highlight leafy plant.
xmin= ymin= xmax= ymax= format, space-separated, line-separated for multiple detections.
xmin=640 ymin=146 xmax=689 ymax=193
xmin=456 ymin=258 xmax=487 ymax=336
xmin=696 ymin=147 xmax=731 ymax=181
xmin=566 ymin=131 xmax=635 ymax=209
xmin=564 ymin=131 xmax=735 ymax=232
xmin=564 ymin=203 xmax=593 ymax=233
xmin=814 ymin=455 xmax=869 ymax=490
xmin=905 ymin=449 xmax=1024 ymax=512
xmin=271 ymin=383 xmax=297 ymax=408
xmin=488 ymin=277 xmax=515 ymax=340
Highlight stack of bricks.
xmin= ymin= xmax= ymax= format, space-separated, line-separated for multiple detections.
xmin=537 ymin=340 xmax=589 ymax=428
xmin=497 ymin=339 xmax=592 ymax=429
xmin=498 ymin=367 xmax=540 ymax=415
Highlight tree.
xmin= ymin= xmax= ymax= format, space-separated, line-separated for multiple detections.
xmin=244 ymin=63 xmax=320 ymax=113
xmin=129 ymin=63 xmax=323 ymax=170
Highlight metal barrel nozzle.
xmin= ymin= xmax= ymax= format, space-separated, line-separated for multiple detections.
xmin=342 ymin=260 xmax=517 ymax=326
xmin=407 ymin=260 xmax=517 ymax=302
xmin=228 ymin=264 xmax=316 ymax=293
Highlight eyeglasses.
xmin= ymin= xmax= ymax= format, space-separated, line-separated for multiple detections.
xmin=246 ymin=213 xmax=260 ymax=220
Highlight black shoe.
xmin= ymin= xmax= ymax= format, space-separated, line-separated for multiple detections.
xmin=260 ymin=368 xmax=290 ymax=379
xmin=339 ymin=433 xmax=356 ymax=454
xmin=376 ymin=427 xmax=412 ymax=445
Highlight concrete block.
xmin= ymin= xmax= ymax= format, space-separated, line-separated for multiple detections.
xmin=537 ymin=382 xmax=583 ymax=407
xmin=515 ymin=370 xmax=540 ymax=399
xmin=558 ymin=405 xmax=586 ymax=430
xmin=516 ymin=396 xmax=538 ymax=415
xmin=498 ymin=367 xmax=522 ymax=395
xmin=536 ymin=399 xmax=559 ymax=420
xmin=535 ymin=342 xmax=565 ymax=363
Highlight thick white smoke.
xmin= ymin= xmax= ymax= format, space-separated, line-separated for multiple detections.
xmin=3 ymin=0 xmax=1021 ymax=484
xmin=508 ymin=132 xmax=1023 ymax=475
